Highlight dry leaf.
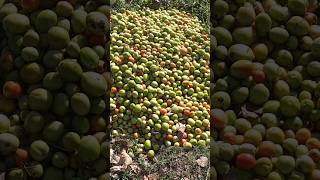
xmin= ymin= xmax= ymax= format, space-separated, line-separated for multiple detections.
xmin=110 ymin=149 xmax=120 ymax=165
xmin=176 ymin=123 xmax=186 ymax=140
xmin=129 ymin=164 xmax=141 ymax=174
xmin=239 ymin=104 xmax=259 ymax=120
xmin=110 ymin=165 xmax=124 ymax=172
xmin=118 ymin=149 xmax=132 ymax=168
xmin=196 ymin=156 xmax=208 ymax=168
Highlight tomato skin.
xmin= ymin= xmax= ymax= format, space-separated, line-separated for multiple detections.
xmin=213 ymin=117 xmax=225 ymax=129
xmin=236 ymin=153 xmax=256 ymax=170
xmin=223 ymin=132 xmax=237 ymax=145
xmin=3 ymin=81 xmax=22 ymax=98
xmin=183 ymin=109 xmax=191 ymax=116
xmin=256 ymin=141 xmax=276 ymax=157
xmin=160 ymin=108 xmax=167 ymax=115
xmin=15 ymin=148 xmax=29 ymax=166
xmin=111 ymin=87 xmax=117 ymax=94
xmin=252 ymin=70 xmax=266 ymax=83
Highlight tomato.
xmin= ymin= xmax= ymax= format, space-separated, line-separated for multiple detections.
xmin=180 ymin=47 xmax=188 ymax=56
xmin=223 ymin=132 xmax=237 ymax=145
xmin=160 ymin=108 xmax=167 ymax=115
xmin=128 ymin=56 xmax=135 ymax=63
xmin=15 ymin=148 xmax=29 ymax=166
xmin=252 ymin=70 xmax=266 ymax=83
xmin=183 ymin=109 xmax=191 ymax=116
xmin=236 ymin=153 xmax=256 ymax=170
xmin=3 ymin=81 xmax=22 ymax=98
xmin=180 ymin=139 xmax=187 ymax=145
xmin=111 ymin=87 xmax=117 ymax=94
xmin=256 ymin=141 xmax=276 ymax=157
xmin=166 ymin=134 xmax=173 ymax=141
xmin=296 ymin=128 xmax=311 ymax=144
xmin=213 ymin=117 xmax=226 ymax=129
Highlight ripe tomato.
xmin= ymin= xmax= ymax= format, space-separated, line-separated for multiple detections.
xmin=166 ymin=134 xmax=173 ymax=141
xmin=252 ymin=70 xmax=266 ymax=83
xmin=128 ymin=56 xmax=135 ymax=62
xmin=3 ymin=81 xmax=22 ymax=98
xmin=111 ymin=87 xmax=117 ymax=94
xmin=15 ymin=148 xmax=28 ymax=166
xmin=236 ymin=153 xmax=256 ymax=170
xmin=183 ymin=109 xmax=191 ymax=116
xmin=160 ymin=108 xmax=167 ymax=115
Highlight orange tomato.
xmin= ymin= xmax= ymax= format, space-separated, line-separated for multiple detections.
xmin=180 ymin=47 xmax=188 ymax=56
xmin=166 ymin=134 xmax=173 ymax=141
xmin=160 ymin=108 xmax=167 ymax=115
xmin=111 ymin=87 xmax=117 ymax=94
xmin=183 ymin=109 xmax=191 ymax=116
xmin=3 ymin=81 xmax=22 ymax=98
xmin=180 ymin=139 xmax=187 ymax=145
xmin=15 ymin=148 xmax=28 ymax=166
xmin=128 ymin=56 xmax=135 ymax=62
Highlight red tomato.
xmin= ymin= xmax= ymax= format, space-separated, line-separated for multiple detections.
xmin=236 ymin=153 xmax=256 ymax=170
xmin=252 ymin=70 xmax=266 ymax=83
xmin=3 ymin=81 xmax=22 ymax=98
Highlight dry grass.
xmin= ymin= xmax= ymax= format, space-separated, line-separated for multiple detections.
xmin=111 ymin=139 xmax=209 ymax=180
